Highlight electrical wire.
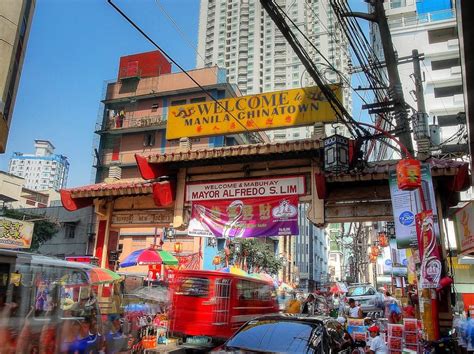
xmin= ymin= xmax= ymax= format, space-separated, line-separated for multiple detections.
xmin=107 ymin=0 xmax=265 ymax=142
xmin=263 ymin=0 xmax=369 ymax=139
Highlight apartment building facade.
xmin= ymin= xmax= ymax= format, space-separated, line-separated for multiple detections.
xmin=8 ymin=140 xmax=69 ymax=191
xmin=372 ymin=0 xmax=466 ymax=156
xmin=0 ymin=0 xmax=35 ymax=153
xmin=93 ymin=50 xmax=260 ymax=273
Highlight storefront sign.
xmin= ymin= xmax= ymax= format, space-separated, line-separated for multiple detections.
xmin=188 ymin=195 xmax=299 ymax=238
xmin=186 ymin=176 xmax=305 ymax=201
xmin=388 ymin=163 xmax=440 ymax=249
xmin=111 ymin=211 xmax=173 ymax=226
xmin=166 ymin=86 xmax=340 ymax=139
xmin=416 ymin=210 xmax=441 ymax=288
xmin=0 ymin=217 xmax=34 ymax=249
xmin=452 ymin=201 xmax=474 ymax=255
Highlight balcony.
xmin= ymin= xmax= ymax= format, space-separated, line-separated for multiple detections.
xmin=388 ymin=9 xmax=455 ymax=29
xmin=96 ymin=114 xmax=165 ymax=134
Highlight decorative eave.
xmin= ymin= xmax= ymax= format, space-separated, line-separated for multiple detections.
xmin=60 ymin=180 xmax=175 ymax=211
xmin=135 ymin=139 xmax=323 ymax=180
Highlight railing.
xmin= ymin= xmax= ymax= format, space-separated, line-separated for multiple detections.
xmin=98 ymin=114 xmax=165 ymax=132
xmin=388 ymin=8 xmax=455 ymax=29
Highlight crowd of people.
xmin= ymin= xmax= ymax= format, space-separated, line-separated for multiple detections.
xmin=279 ymin=289 xmax=414 ymax=353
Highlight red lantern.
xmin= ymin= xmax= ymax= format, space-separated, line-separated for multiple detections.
xmin=174 ymin=242 xmax=183 ymax=254
xmin=370 ymin=245 xmax=380 ymax=257
xmin=396 ymin=159 xmax=421 ymax=190
xmin=369 ymin=254 xmax=377 ymax=263
xmin=212 ymin=255 xmax=221 ymax=266
xmin=378 ymin=232 xmax=389 ymax=247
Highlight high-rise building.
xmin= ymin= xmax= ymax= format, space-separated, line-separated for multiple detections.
xmin=0 ymin=0 xmax=35 ymax=153
xmin=8 ymin=140 xmax=69 ymax=191
xmin=196 ymin=0 xmax=351 ymax=141
xmin=371 ymin=0 xmax=466 ymax=156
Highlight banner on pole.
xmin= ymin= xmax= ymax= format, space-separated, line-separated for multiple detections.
xmin=188 ymin=195 xmax=299 ymax=238
xmin=388 ymin=163 xmax=440 ymax=249
xmin=416 ymin=210 xmax=441 ymax=289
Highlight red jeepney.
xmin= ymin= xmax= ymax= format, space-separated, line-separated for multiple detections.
xmin=169 ymin=270 xmax=279 ymax=343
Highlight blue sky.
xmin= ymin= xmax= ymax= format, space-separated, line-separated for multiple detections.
xmin=1 ymin=0 xmax=368 ymax=188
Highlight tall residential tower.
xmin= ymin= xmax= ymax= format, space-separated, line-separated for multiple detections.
xmin=197 ymin=0 xmax=351 ymax=141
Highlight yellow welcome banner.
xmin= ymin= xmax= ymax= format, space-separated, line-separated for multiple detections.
xmin=166 ymin=85 xmax=341 ymax=140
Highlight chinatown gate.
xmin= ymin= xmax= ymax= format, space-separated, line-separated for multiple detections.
xmin=60 ymin=138 xmax=469 ymax=269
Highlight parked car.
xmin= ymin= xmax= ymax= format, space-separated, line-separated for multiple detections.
xmin=345 ymin=284 xmax=383 ymax=313
xmin=212 ymin=314 xmax=352 ymax=353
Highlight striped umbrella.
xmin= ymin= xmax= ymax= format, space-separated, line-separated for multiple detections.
xmin=120 ymin=248 xmax=178 ymax=268
xmin=217 ymin=266 xmax=248 ymax=277
xmin=88 ymin=267 xmax=122 ymax=284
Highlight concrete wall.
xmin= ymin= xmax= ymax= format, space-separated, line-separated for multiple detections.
xmin=17 ymin=205 xmax=94 ymax=258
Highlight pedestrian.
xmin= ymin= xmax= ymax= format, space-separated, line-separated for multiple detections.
xmin=346 ymin=298 xmax=363 ymax=319
xmin=302 ymin=294 xmax=315 ymax=314
xmin=285 ymin=292 xmax=302 ymax=314
xmin=366 ymin=325 xmax=388 ymax=353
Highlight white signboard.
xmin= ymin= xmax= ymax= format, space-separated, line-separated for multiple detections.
xmin=185 ymin=176 xmax=306 ymax=201
xmin=0 ymin=217 xmax=34 ymax=249
xmin=388 ymin=164 xmax=440 ymax=249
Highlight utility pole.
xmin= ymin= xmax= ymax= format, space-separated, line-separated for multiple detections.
xmin=412 ymin=49 xmax=431 ymax=159
xmin=344 ymin=0 xmax=414 ymax=157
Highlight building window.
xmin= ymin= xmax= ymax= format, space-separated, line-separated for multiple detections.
xmin=65 ymin=223 xmax=76 ymax=239
xmin=428 ymin=27 xmax=457 ymax=44
xmin=170 ymin=99 xmax=186 ymax=106
xmin=433 ymin=85 xmax=463 ymax=98
xmin=190 ymin=97 xmax=206 ymax=104
xmin=151 ymin=103 xmax=159 ymax=112
xmin=431 ymin=57 xmax=461 ymax=70
xmin=143 ymin=132 xmax=155 ymax=147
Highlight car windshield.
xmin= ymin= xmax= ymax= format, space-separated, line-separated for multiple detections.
xmin=347 ymin=286 xmax=373 ymax=296
xmin=226 ymin=319 xmax=323 ymax=353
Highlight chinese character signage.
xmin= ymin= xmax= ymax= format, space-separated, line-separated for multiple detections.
xmin=186 ymin=176 xmax=305 ymax=201
xmin=0 ymin=217 xmax=34 ymax=249
xmin=452 ymin=201 xmax=474 ymax=255
xmin=188 ymin=195 xmax=299 ymax=238
xmin=388 ymin=163 xmax=440 ymax=249
xmin=416 ymin=210 xmax=441 ymax=288
xmin=166 ymin=86 xmax=340 ymax=140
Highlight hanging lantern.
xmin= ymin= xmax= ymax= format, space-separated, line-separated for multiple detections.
xmin=369 ymin=254 xmax=377 ymax=263
xmin=174 ymin=242 xmax=183 ymax=254
xmin=378 ymin=232 xmax=389 ymax=247
xmin=370 ymin=245 xmax=380 ymax=257
xmin=324 ymin=134 xmax=349 ymax=173
xmin=212 ymin=255 xmax=221 ymax=266
xmin=396 ymin=159 xmax=421 ymax=190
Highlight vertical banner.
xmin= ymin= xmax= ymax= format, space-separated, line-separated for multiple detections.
xmin=389 ymin=164 xmax=440 ymax=249
xmin=416 ymin=210 xmax=441 ymax=288
xmin=188 ymin=195 xmax=299 ymax=238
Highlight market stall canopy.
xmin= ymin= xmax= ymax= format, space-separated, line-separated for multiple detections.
xmin=120 ymin=248 xmax=178 ymax=268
